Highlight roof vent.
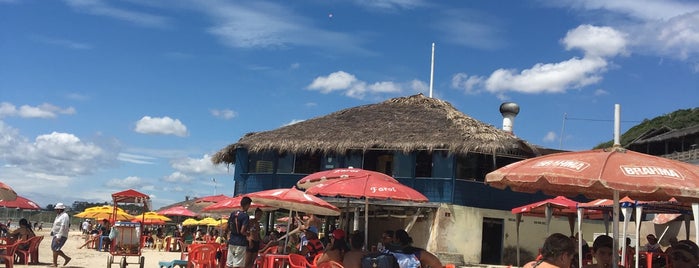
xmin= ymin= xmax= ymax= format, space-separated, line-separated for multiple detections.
xmin=499 ymin=102 xmax=520 ymax=134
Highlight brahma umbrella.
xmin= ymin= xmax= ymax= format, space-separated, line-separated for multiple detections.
xmin=0 ymin=196 xmax=41 ymax=210
xmin=296 ymin=167 xmax=398 ymax=190
xmin=246 ymin=187 xmax=340 ymax=216
xmin=486 ymin=146 xmax=699 ymax=268
xmin=158 ymin=205 xmax=198 ymax=217
xmin=201 ymin=195 xmax=272 ymax=213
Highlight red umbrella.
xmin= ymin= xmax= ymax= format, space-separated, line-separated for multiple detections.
xmin=486 ymin=147 xmax=699 ymax=201
xmin=246 ymin=187 xmax=340 ymax=216
xmin=296 ymin=167 xmax=398 ymax=189
xmin=0 ymin=196 xmax=40 ymax=210
xmin=486 ymin=146 xmax=699 ymax=268
xmin=158 ymin=205 xmax=198 ymax=217
xmin=0 ymin=182 xmax=17 ymax=201
xmin=201 ymin=195 xmax=272 ymax=213
xmin=305 ymin=174 xmax=428 ymax=249
xmin=195 ymin=194 xmax=229 ymax=204
xmin=304 ymin=175 xmax=428 ymax=202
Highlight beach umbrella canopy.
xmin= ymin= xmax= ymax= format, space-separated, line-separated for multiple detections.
xmin=197 ymin=217 xmax=220 ymax=226
xmin=247 ymin=187 xmax=340 ymax=216
xmin=182 ymin=218 xmax=199 ymax=226
xmin=486 ymin=146 xmax=699 ymax=268
xmin=201 ymin=195 xmax=272 ymax=213
xmin=158 ymin=205 xmax=198 ymax=217
xmin=305 ymin=173 xmax=427 ymax=249
xmin=0 ymin=182 xmax=17 ymax=201
xmin=75 ymin=206 xmax=134 ymax=221
xmin=296 ymin=167 xmax=398 ymax=190
xmin=132 ymin=211 xmax=171 ymax=222
xmin=0 ymin=196 xmax=40 ymax=210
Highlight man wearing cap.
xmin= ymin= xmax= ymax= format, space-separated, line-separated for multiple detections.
xmin=300 ymin=226 xmax=324 ymax=262
xmin=50 ymin=203 xmax=71 ymax=267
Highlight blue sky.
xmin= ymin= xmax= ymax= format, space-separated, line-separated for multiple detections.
xmin=1 ymin=0 xmax=698 ymax=210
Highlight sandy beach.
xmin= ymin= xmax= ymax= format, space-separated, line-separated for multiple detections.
xmin=33 ymin=229 xmax=184 ymax=268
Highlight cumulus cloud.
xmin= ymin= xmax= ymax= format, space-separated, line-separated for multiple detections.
xmin=562 ymin=25 xmax=628 ymax=57
xmin=543 ymin=131 xmax=558 ymax=142
xmin=211 ymin=109 xmax=237 ymax=120
xmin=106 ymin=176 xmax=146 ymax=188
xmin=170 ymin=154 xmax=228 ymax=175
xmin=451 ymin=25 xmax=627 ymax=96
xmin=162 ymin=171 xmax=192 ymax=183
xmin=307 ymin=71 xmax=415 ymax=99
xmin=0 ymin=122 xmax=115 ymax=177
xmin=134 ymin=116 xmax=188 ymax=137
xmin=117 ymin=153 xmax=156 ymax=164
xmin=0 ymin=102 xmax=75 ymax=119
xmin=63 ymin=0 xmax=169 ymax=28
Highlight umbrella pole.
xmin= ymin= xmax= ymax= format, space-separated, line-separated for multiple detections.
xmin=577 ymin=208 xmax=583 ymax=268
xmin=635 ymin=206 xmax=643 ymax=268
xmin=693 ymin=203 xmax=699 ymax=243
xmin=516 ymin=214 xmax=521 ymax=267
xmin=612 ymin=191 xmax=620 ymax=268
xmin=365 ymin=198 xmax=369 ymax=251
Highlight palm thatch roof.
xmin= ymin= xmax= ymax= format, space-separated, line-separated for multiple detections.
xmin=212 ymin=94 xmax=538 ymax=165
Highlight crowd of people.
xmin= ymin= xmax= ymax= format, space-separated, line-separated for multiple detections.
xmin=524 ymin=232 xmax=699 ymax=268
xmin=221 ymin=196 xmax=443 ymax=268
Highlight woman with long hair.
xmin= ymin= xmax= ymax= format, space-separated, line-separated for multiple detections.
xmin=524 ymin=233 xmax=576 ymax=268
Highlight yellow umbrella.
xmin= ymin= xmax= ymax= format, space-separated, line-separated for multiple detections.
xmin=74 ymin=205 xmax=134 ymax=221
xmin=182 ymin=218 xmax=199 ymax=226
xmin=214 ymin=218 xmax=228 ymax=227
xmin=133 ymin=211 xmax=171 ymax=221
xmin=197 ymin=217 xmax=219 ymax=226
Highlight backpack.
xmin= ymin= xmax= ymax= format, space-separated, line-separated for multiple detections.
xmin=361 ymin=252 xmax=399 ymax=268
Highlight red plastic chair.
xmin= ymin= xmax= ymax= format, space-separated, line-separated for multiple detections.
xmin=188 ymin=243 xmax=218 ymax=268
xmin=14 ymin=236 xmax=41 ymax=264
xmin=288 ymin=253 xmax=312 ymax=268
xmin=311 ymin=253 xmax=322 ymax=268
xmin=0 ymin=241 xmax=20 ymax=268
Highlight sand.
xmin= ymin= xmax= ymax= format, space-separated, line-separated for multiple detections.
xmin=34 ymin=229 xmax=185 ymax=268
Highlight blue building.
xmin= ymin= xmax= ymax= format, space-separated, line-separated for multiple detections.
xmin=213 ymin=94 xmax=555 ymax=264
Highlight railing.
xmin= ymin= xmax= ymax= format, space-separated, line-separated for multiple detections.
xmin=661 ymin=148 xmax=699 ymax=163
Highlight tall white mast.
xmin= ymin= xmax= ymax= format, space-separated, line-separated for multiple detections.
xmin=429 ymin=42 xmax=435 ymax=98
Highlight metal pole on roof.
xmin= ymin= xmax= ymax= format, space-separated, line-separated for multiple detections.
xmin=429 ymin=42 xmax=435 ymax=98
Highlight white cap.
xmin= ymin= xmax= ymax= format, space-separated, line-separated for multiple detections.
xmin=54 ymin=203 xmax=66 ymax=210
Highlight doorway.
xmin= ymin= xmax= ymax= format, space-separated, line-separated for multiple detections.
xmin=481 ymin=217 xmax=504 ymax=265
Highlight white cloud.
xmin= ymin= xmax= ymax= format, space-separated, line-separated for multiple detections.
xmin=0 ymin=122 xmax=115 ymax=177
xmin=451 ymin=25 xmax=626 ymax=96
xmin=553 ymin=1 xmax=699 ymax=62
xmin=134 ymin=116 xmax=188 ymax=137
xmin=163 ymin=171 xmax=192 ymax=183
xmin=198 ymin=1 xmax=368 ymax=53
xmin=106 ymin=176 xmax=146 ymax=188
xmin=32 ymin=35 xmax=92 ymax=50
xmin=210 ymin=109 xmax=237 ymax=120
xmin=594 ymin=89 xmax=610 ymax=96
xmin=307 ymin=71 xmax=419 ymax=99
xmin=562 ymin=25 xmax=628 ymax=57
xmin=63 ymin=0 xmax=169 ymax=28
xmin=117 ymin=153 xmax=156 ymax=164
xmin=0 ymin=102 xmax=76 ymax=119
xmin=543 ymin=131 xmax=558 ymax=142
xmin=352 ymin=0 xmax=426 ymax=10
xmin=170 ymin=154 xmax=228 ymax=175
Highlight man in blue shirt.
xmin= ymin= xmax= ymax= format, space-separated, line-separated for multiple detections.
xmin=225 ymin=196 xmax=251 ymax=268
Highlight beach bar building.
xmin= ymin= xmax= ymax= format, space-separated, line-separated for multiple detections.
xmin=212 ymin=94 xmax=563 ymax=265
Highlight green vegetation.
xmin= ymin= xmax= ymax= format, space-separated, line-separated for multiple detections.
xmin=594 ymin=108 xmax=699 ymax=149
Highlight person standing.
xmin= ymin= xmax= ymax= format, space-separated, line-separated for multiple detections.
xmin=224 ymin=196 xmax=251 ymax=268
xmin=50 ymin=203 xmax=71 ymax=267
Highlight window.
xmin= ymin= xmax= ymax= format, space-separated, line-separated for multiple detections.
xmin=415 ymin=151 xmax=432 ymax=177
xmin=455 ymin=153 xmax=493 ymax=181
xmin=363 ymin=150 xmax=393 ymax=175
xmin=295 ymin=152 xmax=321 ymax=174
xmin=393 ymin=152 xmax=412 ymax=178
xmin=277 ymin=152 xmax=294 ymax=174
xmin=345 ymin=150 xmax=363 ymax=169
xmin=248 ymin=151 xmax=275 ymax=174
xmin=432 ymin=150 xmax=452 ymax=178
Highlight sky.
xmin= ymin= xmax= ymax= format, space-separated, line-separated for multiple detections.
xmin=1 ymin=0 xmax=698 ymax=210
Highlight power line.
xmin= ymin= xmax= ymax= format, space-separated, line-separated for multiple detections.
xmin=566 ymin=117 xmax=640 ymax=123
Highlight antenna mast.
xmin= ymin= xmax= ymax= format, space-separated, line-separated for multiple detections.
xmin=429 ymin=42 xmax=435 ymax=98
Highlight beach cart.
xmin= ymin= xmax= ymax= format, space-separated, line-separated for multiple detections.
xmin=107 ymin=189 xmax=151 ymax=268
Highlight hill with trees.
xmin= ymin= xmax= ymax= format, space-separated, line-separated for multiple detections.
xmin=594 ymin=107 xmax=699 ymax=149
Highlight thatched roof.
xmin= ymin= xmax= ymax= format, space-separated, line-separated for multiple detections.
xmin=212 ymin=94 xmax=538 ymax=165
